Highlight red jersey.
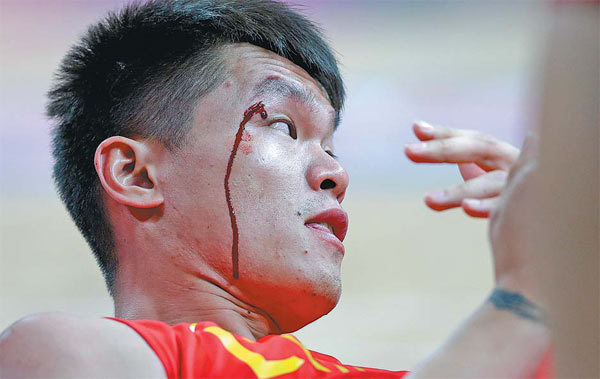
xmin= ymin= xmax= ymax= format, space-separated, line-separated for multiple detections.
xmin=107 ymin=317 xmax=408 ymax=378
xmin=107 ymin=317 xmax=552 ymax=378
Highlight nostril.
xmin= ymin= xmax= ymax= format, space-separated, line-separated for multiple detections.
xmin=320 ymin=179 xmax=336 ymax=190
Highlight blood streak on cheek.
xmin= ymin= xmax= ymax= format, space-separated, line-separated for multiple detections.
xmin=224 ymin=101 xmax=267 ymax=279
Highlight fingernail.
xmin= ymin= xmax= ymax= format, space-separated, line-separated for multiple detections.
xmin=427 ymin=191 xmax=445 ymax=201
xmin=464 ymin=199 xmax=481 ymax=207
xmin=418 ymin=121 xmax=434 ymax=133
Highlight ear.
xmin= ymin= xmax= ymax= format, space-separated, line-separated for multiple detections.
xmin=94 ymin=136 xmax=164 ymax=209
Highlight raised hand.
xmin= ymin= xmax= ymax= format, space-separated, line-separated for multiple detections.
xmin=404 ymin=121 xmax=520 ymax=218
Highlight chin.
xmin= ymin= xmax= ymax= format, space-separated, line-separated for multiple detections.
xmin=276 ymin=275 xmax=342 ymax=333
xmin=238 ymin=240 xmax=344 ymax=333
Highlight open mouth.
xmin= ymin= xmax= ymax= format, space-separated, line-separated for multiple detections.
xmin=304 ymin=208 xmax=348 ymax=254
xmin=306 ymin=221 xmax=336 ymax=235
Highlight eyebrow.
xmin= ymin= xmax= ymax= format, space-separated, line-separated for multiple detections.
xmin=252 ymin=76 xmax=338 ymax=130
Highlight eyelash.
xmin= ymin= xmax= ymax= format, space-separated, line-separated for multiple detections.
xmin=270 ymin=119 xmax=297 ymax=140
xmin=268 ymin=118 xmax=336 ymax=158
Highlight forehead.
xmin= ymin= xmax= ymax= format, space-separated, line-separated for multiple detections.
xmin=221 ymin=43 xmax=336 ymax=125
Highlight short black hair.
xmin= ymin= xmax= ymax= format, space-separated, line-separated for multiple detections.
xmin=47 ymin=0 xmax=345 ymax=295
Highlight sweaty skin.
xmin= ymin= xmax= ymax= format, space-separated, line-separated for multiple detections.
xmin=106 ymin=43 xmax=349 ymax=337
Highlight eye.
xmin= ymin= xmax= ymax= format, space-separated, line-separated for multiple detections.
xmin=325 ymin=150 xmax=338 ymax=159
xmin=270 ymin=120 xmax=297 ymax=140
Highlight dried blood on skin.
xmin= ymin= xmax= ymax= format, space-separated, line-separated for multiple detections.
xmin=224 ymin=101 xmax=267 ymax=279
xmin=240 ymin=132 xmax=253 ymax=155
xmin=240 ymin=144 xmax=252 ymax=156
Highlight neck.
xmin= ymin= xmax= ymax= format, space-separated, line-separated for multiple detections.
xmin=113 ymin=268 xmax=278 ymax=340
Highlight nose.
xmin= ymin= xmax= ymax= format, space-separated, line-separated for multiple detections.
xmin=306 ymin=151 xmax=349 ymax=203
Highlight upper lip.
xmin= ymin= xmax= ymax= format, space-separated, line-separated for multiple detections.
xmin=304 ymin=208 xmax=349 ymax=242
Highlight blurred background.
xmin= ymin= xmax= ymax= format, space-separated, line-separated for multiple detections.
xmin=0 ymin=0 xmax=548 ymax=371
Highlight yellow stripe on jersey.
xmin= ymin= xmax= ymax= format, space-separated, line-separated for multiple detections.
xmin=203 ymin=326 xmax=305 ymax=379
xmin=281 ymin=334 xmax=331 ymax=373
xmin=335 ymin=364 xmax=350 ymax=373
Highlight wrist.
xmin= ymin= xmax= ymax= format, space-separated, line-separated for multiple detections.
xmin=488 ymin=288 xmax=549 ymax=326
xmin=495 ymin=270 xmax=548 ymax=309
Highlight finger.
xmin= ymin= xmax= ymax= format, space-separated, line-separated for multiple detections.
xmin=424 ymin=170 xmax=508 ymax=211
xmin=405 ymin=136 xmax=520 ymax=171
xmin=412 ymin=120 xmax=477 ymax=142
xmin=462 ymin=197 xmax=501 ymax=218
xmin=458 ymin=163 xmax=487 ymax=181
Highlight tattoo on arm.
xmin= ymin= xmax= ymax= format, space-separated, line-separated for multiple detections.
xmin=489 ymin=289 xmax=548 ymax=325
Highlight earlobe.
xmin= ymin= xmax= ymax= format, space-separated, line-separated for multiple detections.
xmin=94 ymin=136 xmax=164 ymax=209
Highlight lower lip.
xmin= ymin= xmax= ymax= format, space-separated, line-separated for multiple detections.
xmin=305 ymin=224 xmax=345 ymax=255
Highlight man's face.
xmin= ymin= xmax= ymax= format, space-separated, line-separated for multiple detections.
xmin=158 ymin=43 xmax=349 ymax=332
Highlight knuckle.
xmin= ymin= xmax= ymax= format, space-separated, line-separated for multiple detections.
xmin=438 ymin=139 xmax=451 ymax=149
xmin=445 ymin=185 xmax=463 ymax=199
xmin=478 ymin=158 xmax=496 ymax=169
xmin=479 ymin=133 xmax=498 ymax=144
xmin=434 ymin=139 xmax=453 ymax=158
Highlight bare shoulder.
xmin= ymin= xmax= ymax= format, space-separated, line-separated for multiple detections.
xmin=0 ymin=312 xmax=165 ymax=378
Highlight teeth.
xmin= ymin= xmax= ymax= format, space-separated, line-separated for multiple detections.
xmin=310 ymin=222 xmax=335 ymax=235
xmin=317 ymin=222 xmax=334 ymax=234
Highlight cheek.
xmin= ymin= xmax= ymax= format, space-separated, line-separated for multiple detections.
xmin=255 ymin=135 xmax=295 ymax=165
xmin=232 ymin=131 xmax=306 ymax=238
xmin=236 ymin=131 xmax=304 ymax=205
xmin=159 ymin=148 xmax=232 ymax=254
xmin=239 ymin=144 xmax=252 ymax=156
xmin=241 ymin=132 xmax=253 ymax=142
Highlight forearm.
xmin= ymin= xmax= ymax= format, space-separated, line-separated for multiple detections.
xmin=407 ymin=289 xmax=550 ymax=378
xmin=534 ymin=2 xmax=599 ymax=377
